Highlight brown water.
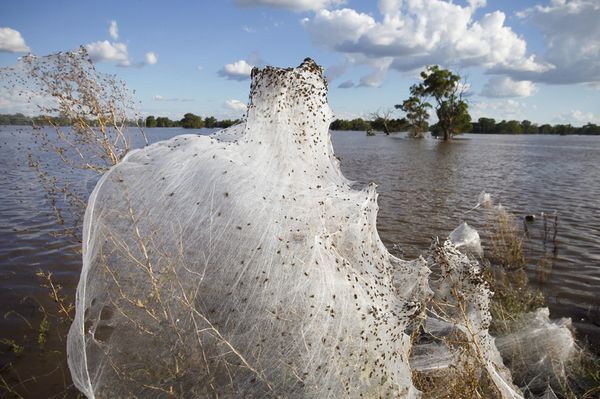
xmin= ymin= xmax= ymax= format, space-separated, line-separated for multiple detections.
xmin=1 ymin=126 xmax=599 ymax=397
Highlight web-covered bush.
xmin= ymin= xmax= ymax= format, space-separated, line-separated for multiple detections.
xmin=67 ymin=59 xmax=576 ymax=398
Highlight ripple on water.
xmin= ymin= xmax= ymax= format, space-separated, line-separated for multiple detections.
xmin=1 ymin=128 xmax=599 ymax=355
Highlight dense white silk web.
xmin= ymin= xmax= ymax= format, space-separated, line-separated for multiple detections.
xmin=67 ymin=59 xmax=574 ymax=398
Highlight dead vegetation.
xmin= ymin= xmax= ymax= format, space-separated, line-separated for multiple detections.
xmin=0 ymin=48 xmax=145 ymax=398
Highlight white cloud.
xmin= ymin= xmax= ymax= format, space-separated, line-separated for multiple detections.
xmin=555 ymin=110 xmax=599 ymax=125
xmin=197 ymin=65 xmax=204 ymax=71
xmin=85 ymin=40 xmax=130 ymax=66
xmin=0 ymin=85 xmax=56 ymax=115
xmin=509 ymin=0 xmax=600 ymax=85
xmin=225 ymin=99 xmax=248 ymax=112
xmin=481 ymin=76 xmax=537 ymax=97
xmin=86 ymin=22 xmax=157 ymax=67
xmin=235 ymin=0 xmax=345 ymax=11
xmin=0 ymin=27 xmax=30 ymax=53
xmin=242 ymin=25 xmax=256 ymax=33
xmin=302 ymin=9 xmax=375 ymax=49
xmin=569 ymin=110 xmax=597 ymax=124
xmin=218 ymin=60 xmax=254 ymax=81
xmin=153 ymin=94 xmax=193 ymax=102
xmin=471 ymin=99 xmax=527 ymax=120
xmin=302 ymin=1 xmax=547 ymax=85
xmin=145 ymin=52 xmax=158 ymax=65
xmin=467 ymin=0 xmax=487 ymax=10
xmin=109 ymin=20 xmax=119 ymax=40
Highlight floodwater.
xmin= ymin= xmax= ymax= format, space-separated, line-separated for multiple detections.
xmin=0 ymin=126 xmax=599 ymax=397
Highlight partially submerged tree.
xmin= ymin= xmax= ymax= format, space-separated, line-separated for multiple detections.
xmin=395 ymin=93 xmax=430 ymax=138
xmin=368 ymin=108 xmax=408 ymax=134
xmin=369 ymin=108 xmax=394 ymax=135
xmin=405 ymin=65 xmax=471 ymax=141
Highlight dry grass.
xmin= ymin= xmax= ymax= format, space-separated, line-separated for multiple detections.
xmin=0 ymin=48 xmax=143 ymax=398
xmin=479 ymin=204 xmax=600 ymax=398
xmin=480 ymin=206 xmax=545 ymax=335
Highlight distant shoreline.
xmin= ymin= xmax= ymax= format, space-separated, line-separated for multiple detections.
xmin=1 ymin=112 xmax=599 ymax=136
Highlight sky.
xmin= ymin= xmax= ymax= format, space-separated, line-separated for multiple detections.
xmin=1 ymin=0 xmax=599 ymax=125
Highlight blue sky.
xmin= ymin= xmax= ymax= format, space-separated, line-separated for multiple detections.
xmin=1 ymin=0 xmax=599 ymax=125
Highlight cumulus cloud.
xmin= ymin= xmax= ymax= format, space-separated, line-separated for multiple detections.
xmin=225 ymin=99 xmax=248 ymax=115
xmin=509 ymin=0 xmax=600 ymax=85
xmin=145 ymin=52 xmax=158 ymax=65
xmin=302 ymin=9 xmax=375 ymax=48
xmin=85 ymin=40 xmax=130 ymax=66
xmin=481 ymin=76 xmax=537 ymax=97
xmin=218 ymin=60 xmax=254 ymax=81
xmin=85 ymin=22 xmax=157 ymax=67
xmin=0 ymin=27 xmax=30 ymax=53
xmin=555 ymin=110 xmax=599 ymax=125
xmin=236 ymin=0 xmax=345 ymax=11
xmin=471 ymin=99 xmax=527 ymax=120
xmin=302 ymin=0 xmax=547 ymax=85
xmin=109 ymin=20 xmax=119 ymax=40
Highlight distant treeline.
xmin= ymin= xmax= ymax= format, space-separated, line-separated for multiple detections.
xmin=330 ymin=117 xmax=409 ymax=132
xmin=4 ymin=113 xmax=599 ymax=135
xmin=0 ymin=113 xmax=75 ymax=126
xmin=329 ymin=116 xmax=600 ymax=135
xmin=0 ymin=113 xmax=240 ymax=130
xmin=471 ymin=118 xmax=600 ymax=135
xmin=145 ymin=113 xmax=240 ymax=129
xmin=0 ymin=113 xmax=145 ymax=127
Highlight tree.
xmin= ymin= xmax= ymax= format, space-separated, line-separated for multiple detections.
xmin=538 ymin=124 xmax=554 ymax=134
xmin=521 ymin=120 xmax=538 ymax=134
xmin=395 ymin=92 xmax=430 ymax=138
xmin=503 ymin=120 xmax=523 ymax=134
xmin=145 ymin=115 xmax=157 ymax=128
xmin=180 ymin=113 xmax=203 ymax=129
xmin=408 ymin=65 xmax=471 ymax=140
xmin=349 ymin=118 xmax=371 ymax=131
xmin=204 ymin=116 xmax=217 ymax=128
xmin=478 ymin=117 xmax=496 ymax=133
xmin=156 ymin=116 xmax=174 ymax=127
xmin=369 ymin=108 xmax=395 ymax=135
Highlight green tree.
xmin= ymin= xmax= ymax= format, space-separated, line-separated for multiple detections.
xmin=410 ymin=65 xmax=471 ymax=140
xmin=505 ymin=120 xmax=523 ymax=134
xmin=582 ymin=123 xmax=600 ymax=135
xmin=217 ymin=119 xmax=239 ymax=128
xmin=395 ymin=92 xmax=430 ymax=138
xmin=145 ymin=115 xmax=157 ymax=128
xmin=538 ymin=124 xmax=554 ymax=134
xmin=180 ymin=113 xmax=203 ymax=129
xmin=478 ymin=117 xmax=496 ymax=133
xmin=204 ymin=116 xmax=217 ymax=128
xmin=349 ymin=118 xmax=371 ymax=131
xmin=521 ymin=120 xmax=538 ymax=134
xmin=156 ymin=116 xmax=174 ymax=127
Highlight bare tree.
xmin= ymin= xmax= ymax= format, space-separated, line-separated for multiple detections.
xmin=369 ymin=108 xmax=395 ymax=135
